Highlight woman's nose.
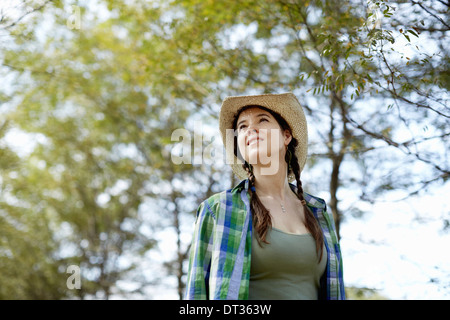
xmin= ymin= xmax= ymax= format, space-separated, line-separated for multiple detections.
xmin=249 ymin=120 xmax=260 ymax=131
xmin=246 ymin=125 xmax=258 ymax=135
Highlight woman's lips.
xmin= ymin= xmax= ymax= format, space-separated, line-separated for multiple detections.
xmin=247 ymin=137 xmax=262 ymax=146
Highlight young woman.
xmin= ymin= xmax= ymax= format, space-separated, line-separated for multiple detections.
xmin=184 ymin=93 xmax=345 ymax=300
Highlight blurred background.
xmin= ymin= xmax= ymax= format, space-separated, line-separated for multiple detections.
xmin=0 ymin=0 xmax=448 ymax=300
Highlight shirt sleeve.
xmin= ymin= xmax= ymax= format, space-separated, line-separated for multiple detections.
xmin=184 ymin=200 xmax=216 ymax=300
xmin=320 ymin=204 xmax=346 ymax=300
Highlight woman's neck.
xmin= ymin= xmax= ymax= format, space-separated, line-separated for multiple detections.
xmin=251 ymin=161 xmax=293 ymax=202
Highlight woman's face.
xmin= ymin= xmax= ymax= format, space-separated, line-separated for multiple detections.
xmin=235 ymin=107 xmax=292 ymax=169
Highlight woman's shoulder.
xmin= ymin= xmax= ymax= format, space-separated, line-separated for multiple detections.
xmin=196 ymin=189 xmax=229 ymax=217
xmin=303 ymin=193 xmax=339 ymax=239
xmin=198 ymin=181 xmax=248 ymax=220
xmin=303 ymin=192 xmax=327 ymax=210
xmin=202 ymin=179 xmax=247 ymax=206
xmin=288 ymin=182 xmax=327 ymax=210
xmin=202 ymin=189 xmax=227 ymax=204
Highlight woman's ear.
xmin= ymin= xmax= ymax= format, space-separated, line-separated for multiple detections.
xmin=284 ymin=129 xmax=292 ymax=146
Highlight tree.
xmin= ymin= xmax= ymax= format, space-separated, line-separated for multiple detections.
xmin=165 ymin=0 xmax=449 ymax=296
xmin=167 ymin=0 xmax=449 ymax=238
xmin=0 ymin=0 xmax=233 ymax=299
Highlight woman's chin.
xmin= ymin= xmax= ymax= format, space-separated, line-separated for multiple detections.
xmin=245 ymin=149 xmax=272 ymax=165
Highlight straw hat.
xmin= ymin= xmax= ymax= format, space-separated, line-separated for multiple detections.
xmin=219 ymin=92 xmax=308 ymax=182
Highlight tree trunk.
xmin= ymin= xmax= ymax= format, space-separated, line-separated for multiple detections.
xmin=328 ymin=93 xmax=351 ymax=240
xmin=329 ymin=152 xmax=344 ymax=240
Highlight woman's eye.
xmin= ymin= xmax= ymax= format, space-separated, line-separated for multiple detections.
xmin=238 ymin=125 xmax=247 ymax=131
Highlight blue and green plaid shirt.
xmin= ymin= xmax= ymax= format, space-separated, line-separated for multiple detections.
xmin=184 ymin=179 xmax=345 ymax=300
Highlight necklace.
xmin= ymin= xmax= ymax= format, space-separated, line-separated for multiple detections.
xmin=252 ymin=186 xmax=291 ymax=213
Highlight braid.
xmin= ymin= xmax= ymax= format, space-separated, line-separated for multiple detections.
xmin=243 ymin=161 xmax=271 ymax=245
xmin=288 ymin=142 xmax=324 ymax=263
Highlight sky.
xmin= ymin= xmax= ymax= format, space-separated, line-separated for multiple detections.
xmin=340 ymin=184 xmax=450 ymax=299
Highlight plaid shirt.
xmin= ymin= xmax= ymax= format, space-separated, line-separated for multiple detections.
xmin=184 ymin=179 xmax=345 ymax=300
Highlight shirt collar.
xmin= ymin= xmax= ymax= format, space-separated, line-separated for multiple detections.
xmin=231 ymin=178 xmax=296 ymax=193
xmin=231 ymin=179 xmax=249 ymax=193
xmin=230 ymin=178 xmax=326 ymax=209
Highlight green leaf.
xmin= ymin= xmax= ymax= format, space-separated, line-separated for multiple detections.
xmin=407 ymin=29 xmax=419 ymax=38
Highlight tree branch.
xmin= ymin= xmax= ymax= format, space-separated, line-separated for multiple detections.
xmin=0 ymin=0 xmax=53 ymax=30
xmin=410 ymin=0 xmax=450 ymax=30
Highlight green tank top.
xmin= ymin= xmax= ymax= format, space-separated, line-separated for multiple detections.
xmin=249 ymin=227 xmax=327 ymax=300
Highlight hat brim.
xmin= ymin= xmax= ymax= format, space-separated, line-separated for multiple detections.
xmin=219 ymin=92 xmax=308 ymax=182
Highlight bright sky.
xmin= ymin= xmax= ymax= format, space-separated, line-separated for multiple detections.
xmin=340 ymin=184 xmax=450 ymax=299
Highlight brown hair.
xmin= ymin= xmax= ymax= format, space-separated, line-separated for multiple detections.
xmin=232 ymin=105 xmax=324 ymax=262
